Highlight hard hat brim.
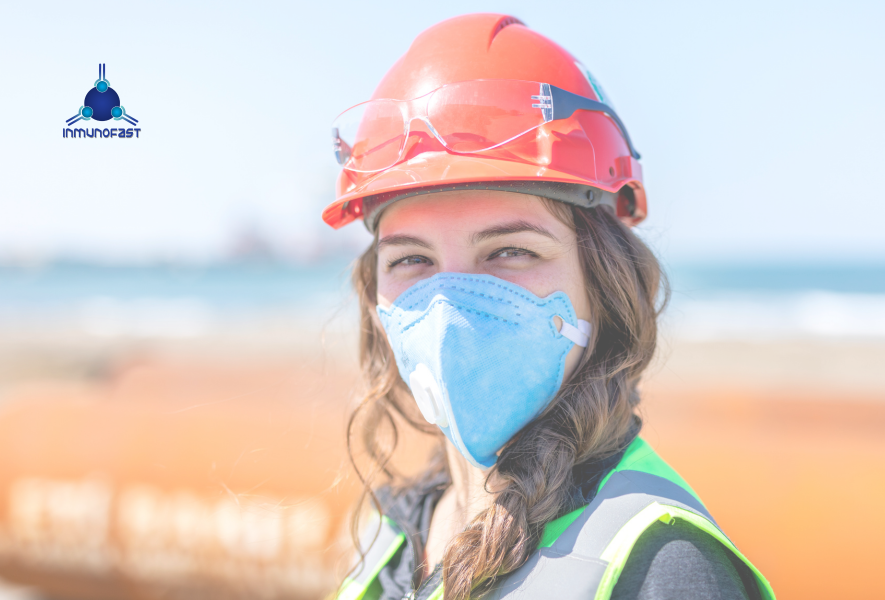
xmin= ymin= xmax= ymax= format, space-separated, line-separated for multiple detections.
xmin=323 ymin=150 xmax=645 ymax=230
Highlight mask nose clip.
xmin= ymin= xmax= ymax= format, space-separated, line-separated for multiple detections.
xmin=409 ymin=363 xmax=448 ymax=427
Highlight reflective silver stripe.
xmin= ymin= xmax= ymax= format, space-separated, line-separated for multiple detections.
xmin=554 ymin=470 xmax=715 ymax=557
xmin=348 ymin=514 xmax=404 ymax=586
xmin=485 ymin=470 xmax=718 ymax=600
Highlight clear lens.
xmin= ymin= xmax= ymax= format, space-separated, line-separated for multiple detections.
xmin=332 ymin=101 xmax=405 ymax=172
xmin=332 ymin=80 xmax=553 ymax=171
xmin=428 ymin=80 xmax=547 ymax=153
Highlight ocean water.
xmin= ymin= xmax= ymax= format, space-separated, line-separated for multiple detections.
xmin=666 ymin=264 xmax=885 ymax=340
xmin=1 ymin=261 xmax=883 ymax=340
xmin=0 ymin=261 xmax=357 ymax=338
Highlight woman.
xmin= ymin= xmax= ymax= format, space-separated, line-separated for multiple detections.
xmin=324 ymin=14 xmax=774 ymax=600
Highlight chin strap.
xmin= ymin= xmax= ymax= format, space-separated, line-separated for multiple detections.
xmin=559 ymin=319 xmax=591 ymax=347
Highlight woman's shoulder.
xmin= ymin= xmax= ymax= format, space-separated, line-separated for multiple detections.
xmin=611 ymin=519 xmax=762 ymax=600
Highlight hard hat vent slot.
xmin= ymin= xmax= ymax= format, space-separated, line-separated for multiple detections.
xmin=490 ymin=16 xmax=525 ymax=45
xmin=617 ymin=186 xmax=637 ymax=218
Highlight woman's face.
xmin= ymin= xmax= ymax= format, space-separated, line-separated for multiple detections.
xmin=375 ymin=190 xmax=591 ymax=381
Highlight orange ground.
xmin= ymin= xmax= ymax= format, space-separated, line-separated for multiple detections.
xmin=641 ymin=385 xmax=885 ymax=599
xmin=0 ymin=351 xmax=881 ymax=599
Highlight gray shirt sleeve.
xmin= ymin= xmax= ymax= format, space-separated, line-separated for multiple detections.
xmin=611 ymin=520 xmax=761 ymax=600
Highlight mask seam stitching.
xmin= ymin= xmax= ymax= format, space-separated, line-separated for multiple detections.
xmin=395 ymin=276 xmax=576 ymax=322
xmin=395 ymin=274 xmax=552 ymax=308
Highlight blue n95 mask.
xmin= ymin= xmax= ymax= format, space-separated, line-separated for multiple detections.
xmin=377 ymin=273 xmax=590 ymax=469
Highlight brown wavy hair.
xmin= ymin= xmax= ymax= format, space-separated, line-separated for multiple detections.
xmin=344 ymin=199 xmax=667 ymax=599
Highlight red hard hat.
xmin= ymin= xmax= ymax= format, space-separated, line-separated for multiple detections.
xmin=322 ymin=13 xmax=647 ymax=230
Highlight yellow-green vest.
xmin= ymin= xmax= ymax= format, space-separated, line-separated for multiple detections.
xmin=339 ymin=438 xmax=775 ymax=600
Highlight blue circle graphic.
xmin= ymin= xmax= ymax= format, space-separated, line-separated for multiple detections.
xmin=81 ymin=106 xmax=93 ymax=118
xmin=111 ymin=106 xmax=123 ymax=118
xmin=96 ymin=81 xmax=109 ymax=93
xmin=84 ymin=87 xmax=121 ymax=121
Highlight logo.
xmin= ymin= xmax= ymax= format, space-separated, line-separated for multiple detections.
xmin=64 ymin=64 xmax=140 ymax=138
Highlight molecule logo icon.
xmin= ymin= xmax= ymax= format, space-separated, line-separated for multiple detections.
xmin=66 ymin=64 xmax=138 ymax=127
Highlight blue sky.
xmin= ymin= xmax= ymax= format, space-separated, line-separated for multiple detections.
xmin=1 ymin=0 xmax=882 ymax=263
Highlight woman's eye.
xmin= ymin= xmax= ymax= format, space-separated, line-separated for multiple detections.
xmin=388 ymin=255 xmax=432 ymax=268
xmin=491 ymin=247 xmax=537 ymax=260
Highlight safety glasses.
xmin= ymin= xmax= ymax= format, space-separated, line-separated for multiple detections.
xmin=332 ymin=79 xmax=639 ymax=173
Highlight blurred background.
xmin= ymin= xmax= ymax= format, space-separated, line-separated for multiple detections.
xmin=1 ymin=0 xmax=884 ymax=598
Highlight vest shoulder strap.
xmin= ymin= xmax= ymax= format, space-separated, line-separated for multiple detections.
xmin=486 ymin=441 xmax=775 ymax=600
xmin=337 ymin=514 xmax=405 ymax=600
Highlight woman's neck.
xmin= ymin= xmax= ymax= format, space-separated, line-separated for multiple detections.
xmin=423 ymin=443 xmax=498 ymax=573
xmin=446 ymin=443 xmax=494 ymax=520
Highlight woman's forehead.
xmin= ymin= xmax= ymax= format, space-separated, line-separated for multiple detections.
xmin=376 ymin=191 xmax=561 ymax=237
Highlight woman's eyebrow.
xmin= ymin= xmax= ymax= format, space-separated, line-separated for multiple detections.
xmin=471 ymin=220 xmax=559 ymax=244
xmin=377 ymin=234 xmax=433 ymax=250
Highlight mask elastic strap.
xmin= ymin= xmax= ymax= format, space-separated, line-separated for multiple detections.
xmin=559 ymin=319 xmax=591 ymax=347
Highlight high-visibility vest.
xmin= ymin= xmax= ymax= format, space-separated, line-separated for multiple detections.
xmin=338 ymin=437 xmax=775 ymax=600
